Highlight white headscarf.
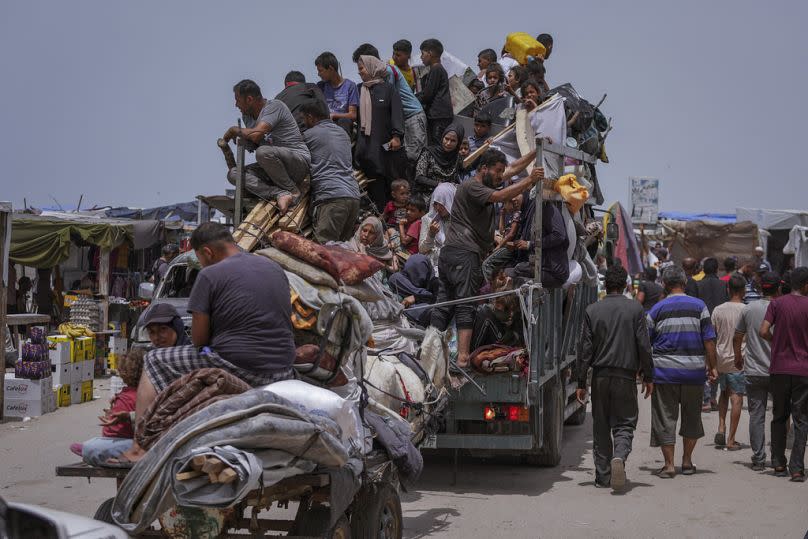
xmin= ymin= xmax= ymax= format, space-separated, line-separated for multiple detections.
xmin=427 ymin=182 xmax=457 ymax=244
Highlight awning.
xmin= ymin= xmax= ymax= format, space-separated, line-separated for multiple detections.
xmin=736 ymin=208 xmax=808 ymax=230
xmin=9 ymin=213 xmax=161 ymax=268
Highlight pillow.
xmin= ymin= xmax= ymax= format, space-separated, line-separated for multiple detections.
xmin=324 ymin=245 xmax=384 ymax=285
xmin=255 ymin=247 xmax=339 ymax=289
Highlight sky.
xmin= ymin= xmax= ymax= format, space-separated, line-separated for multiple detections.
xmin=1 ymin=0 xmax=807 ymax=214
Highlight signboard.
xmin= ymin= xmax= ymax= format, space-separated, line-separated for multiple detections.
xmin=630 ymin=177 xmax=659 ymax=225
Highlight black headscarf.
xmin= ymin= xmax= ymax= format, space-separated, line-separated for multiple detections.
xmin=426 ymin=122 xmax=466 ymax=170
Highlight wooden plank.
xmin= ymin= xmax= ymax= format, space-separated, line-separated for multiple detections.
xmin=175 ymin=470 xmax=204 ymax=481
xmin=218 ymin=468 xmax=237 ymax=484
xmin=201 ymin=458 xmax=225 ymax=475
xmin=6 ymin=313 xmax=51 ymax=326
xmin=55 ymin=463 xmax=130 ymax=479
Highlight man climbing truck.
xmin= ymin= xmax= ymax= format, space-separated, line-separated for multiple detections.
xmin=422 ymin=139 xmax=604 ymax=467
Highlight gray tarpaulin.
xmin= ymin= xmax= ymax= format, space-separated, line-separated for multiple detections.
xmin=172 ymin=445 xmax=263 ymax=508
xmin=112 ymin=389 xmax=350 ymax=534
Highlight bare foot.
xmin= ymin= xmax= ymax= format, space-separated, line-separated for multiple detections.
xmin=276 ymin=194 xmax=293 ymax=215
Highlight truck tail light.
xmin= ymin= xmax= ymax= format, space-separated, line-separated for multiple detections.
xmin=483 ymin=406 xmax=496 ymax=421
xmin=483 ymin=405 xmax=529 ymax=422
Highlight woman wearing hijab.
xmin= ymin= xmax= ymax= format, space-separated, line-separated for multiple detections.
xmin=347 ymin=215 xmax=398 ymax=273
xmin=354 ymin=55 xmax=406 ymax=213
xmin=137 ymin=302 xmax=191 ymax=348
xmin=418 ymin=182 xmax=456 ymax=273
xmin=388 ymin=254 xmax=439 ymax=327
xmin=413 ymin=123 xmax=467 ymax=198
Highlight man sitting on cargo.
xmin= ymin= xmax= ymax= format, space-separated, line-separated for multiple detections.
xmin=113 ymin=222 xmax=296 ymax=464
xmin=429 ymin=149 xmax=541 ymax=368
xmin=300 ymin=99 xmax=361 ymax=243
xmin=223 ymin=79 xmax=311 ymax=215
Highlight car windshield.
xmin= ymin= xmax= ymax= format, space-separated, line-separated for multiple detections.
xmin=159 ymin=264 xmax=199 ymax=298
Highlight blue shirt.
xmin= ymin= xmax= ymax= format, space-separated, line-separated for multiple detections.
xmin=317 ymin=79 xmax=359 ymax=115
xmin=386 ymin=65 xmax=423 ymax=119
xmin=646 ymin=294 xmax=716 ymax=385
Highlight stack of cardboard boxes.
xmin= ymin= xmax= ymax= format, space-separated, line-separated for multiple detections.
xmin=2 ymin=376 xmax=56 ymax=418
xmin=47 ymin=334 xmax=96 ymax=409
xmin=107 ymin=336 xmax=127 ymax=371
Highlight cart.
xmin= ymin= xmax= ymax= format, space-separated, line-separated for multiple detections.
xmin=56 ymin=448 xmax=402 ymax=538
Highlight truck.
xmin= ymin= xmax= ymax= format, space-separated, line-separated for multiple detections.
xmin=421 ymin=139 xmax=611 ymax=467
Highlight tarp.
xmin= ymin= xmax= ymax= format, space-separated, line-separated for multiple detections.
xmin=736 ymin=208 xmax=808 ymax=231
xmin=9 ymin=214 xmax=161 ymax=268
xmin=658 ymin=219 xmax=759 ymax=262
xmin=107 ymin=201 xmax=199 ymax=222
xmin=604 ymin=202 xmax=643 ymax=275
xmin=659 ymin=212 xmax=736 ymax=224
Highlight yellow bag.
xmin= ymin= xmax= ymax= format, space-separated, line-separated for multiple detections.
xmin=554 ymin=174 xmax=589 ymax=214
xmin=504 ymin=32 xmax=547 ymax=64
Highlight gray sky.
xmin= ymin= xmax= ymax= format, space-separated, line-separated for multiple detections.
xmin=2 ymin=0 xmax=806 ymax=214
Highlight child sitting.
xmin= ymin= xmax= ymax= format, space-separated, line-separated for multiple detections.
xmin=382 ymin=179 xmax=410 ymax=226
xmin=70 ymin=348 xmax=144 ymax=466
xmin=398 ymin=197 xmax=427 ymax=255
xmin=481 ymin=194 xmax=523 ymax=282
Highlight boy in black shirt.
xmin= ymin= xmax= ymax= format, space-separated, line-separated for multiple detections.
xmin=417 ymin=38 xmax=453 ymax=145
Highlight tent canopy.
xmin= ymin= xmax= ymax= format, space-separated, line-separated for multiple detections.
xmin=659 ymin=212 xmax=736 ymax=224
xmin=10 ymin=213 xmax=161 ymax=268
xmin=736 ymin=208 xmax=808 ymax=230
xmin=656 ymin=219 xmax=759 ymax=262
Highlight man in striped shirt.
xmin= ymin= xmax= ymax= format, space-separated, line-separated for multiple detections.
xmin=647 ymin=266 xmax=719 ymax=478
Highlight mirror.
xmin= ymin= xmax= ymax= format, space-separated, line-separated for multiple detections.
xmin=606 ymin=221 xmax=619 ymax=241
xmin=139 ymin=282 xmax=154 ymax=300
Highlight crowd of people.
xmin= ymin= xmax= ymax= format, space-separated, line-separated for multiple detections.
xmin=577 ymin=249 xmax=808 ymax=491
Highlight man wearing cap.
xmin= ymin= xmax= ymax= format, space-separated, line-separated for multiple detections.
xmin=739 ymin=259 xmax=764 ymax=304
xmin=138 ymin=303 xmax=191 ymax=349
xmin=753 ymin=246 xmax=772 ymax=272
xmin=115 ymin=222 xmax=296 ymax=464
xmin=734 ymin=271 xmax=781 ymax=470
xmin=151 ymin=244 xmax=179 ymax=289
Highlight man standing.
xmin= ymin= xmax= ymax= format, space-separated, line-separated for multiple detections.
xmin=223 ymin=79 xmax=311 ymax=215
xmin=636 ymin=266 xmax=663 ymax=312
xmin=739 ymin=259 xmax=763 ymax=304
xmin=576 ymin=265 xmax=654 ymax=490
xmin=696 ymin=258 xmax=729 ymax=314
xmin=683 ymin=257 xmax=700 ymax=297
xmin=300 ymin=100 xmax=361 ymax=243
xmin=430 ymin=149 xmax=539 ymax=368
xmin=734 ymin=271 xmax=781 ymax=470
xmin=390 ymin=39 xmax=416 ymax=90
xmin=760 ymin=266 xmax=808 ymax=482
xmin=151 ymin=244 xmax=179 ymax=289
xmin=274 ymin=71 xmax=328 ymax=132
xmin=647 ymin=266 xmax=718 ymax=478
xmin=116 ymin=223 xmax=296 ymax=463
xmin=711 ymin=275 xmax=748 ymax=450
xmin=417 ymin=39 xmax=454 ymax=146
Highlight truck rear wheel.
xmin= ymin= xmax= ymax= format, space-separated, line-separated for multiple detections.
xmin=525 ymin=377 xmax=564 ymax=466
xmin=351 ymin=483 xmax=402 ymax=539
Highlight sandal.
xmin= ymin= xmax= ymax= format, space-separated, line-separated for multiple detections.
xmin=725 ymin=443 xmax=742 ymax=452
xmin=655 ymin=467 xmax=675 ymax=479
xmin=714 ymin=432 xmax=726 ymax=446
xmin=681 ymin=465 xmax=697 ymax=476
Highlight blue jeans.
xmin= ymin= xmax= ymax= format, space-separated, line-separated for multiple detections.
xmin=81 ymin=437 xmax=133 ymax=466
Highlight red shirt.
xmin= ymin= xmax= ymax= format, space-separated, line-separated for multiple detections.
xmin=764 ymin=294 xmax=808 ymax=377
xmin=405 ymin=220 xmax=422 ymax=254
xmin=102 ymin=387 xmax=136 ymax=439
xmin=383 ymin=201 xmax=407 ymax=226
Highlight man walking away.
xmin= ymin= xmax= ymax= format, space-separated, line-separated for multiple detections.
xmin=647 ymin=266 xmax=718 ymax=478
xmin=577 ymin=266 xmax=654 ymax=490
xmin=734 ymin=271 xmax=781 ymax=470
xmin=760 ymin=266 xmax=808 ymax=482
xmin=223 ymin=80 xmax=311 ymax=215
xmin=636 ymin=266 xmax=663 ymax=312
xmin=696 ymin=257 xmax=728 ymax=314
xmin=683 ymin=257 xmax=700 ymax=297
xmin=711 ymin=275 xmax=748 ymax=450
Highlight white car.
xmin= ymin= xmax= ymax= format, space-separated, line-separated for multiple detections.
xmin=1 ymin=496 xmax=128 ymax=538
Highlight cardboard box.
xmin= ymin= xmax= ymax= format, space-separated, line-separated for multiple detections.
xmin=73 ymin=337 xmax=88 ymax=361
xmin=47 ymin=335 xmax=74 ymax=365
xmin=70 ymin=382 xmax=82 ymax=405
xmin=109 ymin=336 xmax=128 ymax=355
xmin=71 ymin=363 xmax=82 ymax=385
xmin=81 ymin=380 xmax=94 ymax=403
xmin=55 ymin=385 xmax=71 ymax=407
xmin=52 ymin=363 xmax=72 ymax=386
xmin=3 ymin=375 xmax=52 ymax=400
xmin=107 ymin=353 xmax=118 ymax=372
xmin=81 ymin=360 xmax=94 ymax=382
xmin=4 ymin=397 xmax=47 ymax=418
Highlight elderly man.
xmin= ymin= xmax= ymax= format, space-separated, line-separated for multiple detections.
xmin=223 ymin=79 xmax=311 ymax=214
xmin=114 ymin=223 xmax=296 ymax=464
xmin=647 ymin=265 xmax=718 ymax=478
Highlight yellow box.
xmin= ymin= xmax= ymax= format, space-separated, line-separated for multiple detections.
xmin=75 ymin=336 xmax=93 ymax=362
xmin=81 ymin=380 xmax=93 ymax=403
xmin=86 ymin=338 xmax=96 ymax=360
xmin=47 ymin=335 xmax=74 ymax=364
xmin=55 ymin=385 xmax=71 ymax=407
xmin=108 ymin=353 xmax=118 ymax=372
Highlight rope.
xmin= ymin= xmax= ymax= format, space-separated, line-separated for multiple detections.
xmin=401 ymin=284 xmax=543 ymax=312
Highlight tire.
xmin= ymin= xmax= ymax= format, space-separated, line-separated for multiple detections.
xmin=350 ymin=483 xmax=403 ymax=539
xmin=565 ymin=400 xmax=587 ymax=426
xmin=93 ymin=497 xmax=115 ymax=524
xmin=292 ymin=505 xmax=351 ymax=538
xmin=525 ymin=377 xmax=564 ymax=466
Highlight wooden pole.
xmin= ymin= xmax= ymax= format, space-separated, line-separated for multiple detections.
xmin=0 ymin=202 xmax=11 ymax=418
xmin=99 ymin=247 xmax=110 ymax=331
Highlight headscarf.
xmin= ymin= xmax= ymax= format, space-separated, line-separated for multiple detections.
xmin=358 ymin=55 xmax=388 ymax=136
xmin=427 ymin=182 xmax=457 ymax=245
xmin=171 ymin=316 xmax=191 ymax=346
xmin=426 ymin=122 xmax=466 ymax=170
xmin=350 ymin=216 xmax=393 ymax=261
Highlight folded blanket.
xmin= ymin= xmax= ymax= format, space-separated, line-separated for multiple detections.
xmin=469 ymin=345 xmax=527 ymax=374
xmin=136 ymin=368 xmax=251 ymax=450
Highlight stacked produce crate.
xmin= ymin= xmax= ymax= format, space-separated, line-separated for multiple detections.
xmin=3 ymin=326 xmax=56 ymax=418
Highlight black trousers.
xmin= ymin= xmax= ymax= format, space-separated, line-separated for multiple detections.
xmin=430 ymin=246 xmax=482 ymax=331
xmin=770 ymin=373 xmax=808 ymax=474
xmin=591 ymin=376 xmax=639 ymax=485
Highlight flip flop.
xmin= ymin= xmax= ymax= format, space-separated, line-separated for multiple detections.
xmin=714 ymin=432 xmax=726 ymax=446
xmin=725 ymin=444 xmax=742 ymax=451
xmin=104 ymin=456 xmax=136 ymax=469
xmin=69 ymin=443 xmax=83 ymax=457
xmin=681 ymin=465 xmax=697 ymax=476
xmin=655 ymin=467 xmax=675 ymax=479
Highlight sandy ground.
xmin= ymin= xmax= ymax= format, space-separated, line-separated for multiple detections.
xmin=1 ymin=379 xmax=806 ymax=538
